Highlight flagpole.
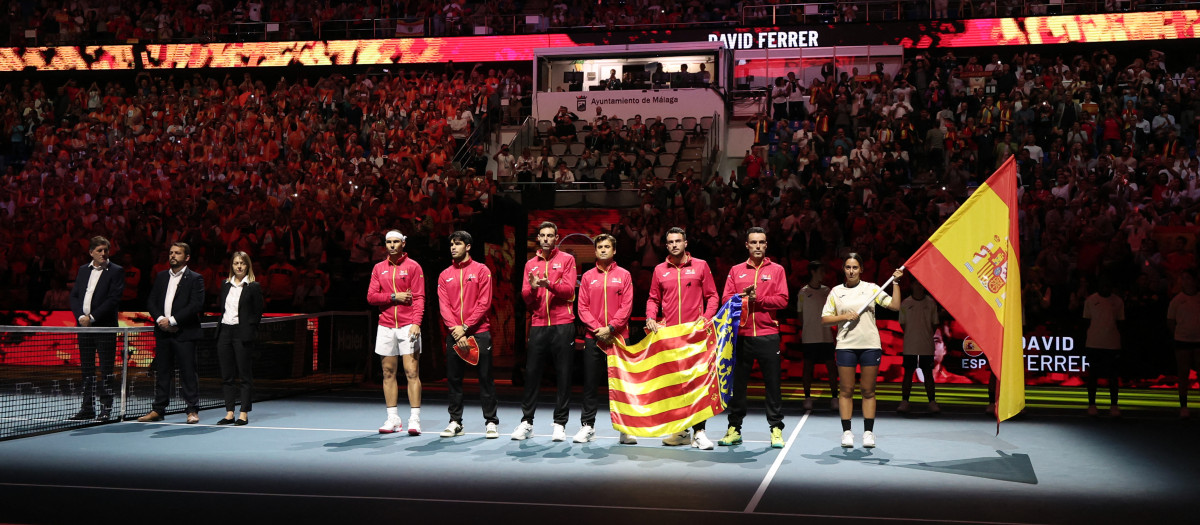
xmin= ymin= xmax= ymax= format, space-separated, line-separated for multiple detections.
xmin=837 ymin=266 xmax=904 ymax=338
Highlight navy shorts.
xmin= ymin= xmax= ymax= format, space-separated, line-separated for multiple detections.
xmin=836 ymin=348 xmax=882 ymax=368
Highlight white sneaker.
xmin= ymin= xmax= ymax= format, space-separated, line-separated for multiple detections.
xmin=551 ymin=423 xmax=567 ymax=442
xmin=573 ymin=425 xmax=595 ymax=443
xmin=862 ymin=430 xmax=876 ymax=448
xmin=619 ymin=432 xmax=638 ymax=444
xmin=803 ymin=397 xmax=814 ymax=410
xmin=439 ymin=421 xmax=464 ymax=438
xmin=692 ymin=430 xmax=714 ymax=450
xmin=510 ymin=421 xmax=534 ymax=440
xmin=485 ymin=422 xmax=500 ymax=439
xmin=661 ymin=430 xmax=692 ymax=446
xmin=897 ymin=400 xmax=911 ymax=413
xmin=840 ymin=430 xmax=854 ymax=448
xmin=378 ymin=416 xmax=403 ymax=434
xmin=407 ymin=416 xmax=422 ymax=436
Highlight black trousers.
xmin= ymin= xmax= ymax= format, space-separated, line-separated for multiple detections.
xmin=217 ymin=327 xmax=254 ymax=413
xmin=726 ymin=334 xmax=785 ymax=431
xmin=580 ymin=337 xmax=610 ymax=427
xmin=520 ymin=324 xmax=575 ymax=425
xmin=772 ymin=102 xmax=789 ymax=121
xmin=1085 ymin=347 xmax=1120 ymax=405
xmin=151 ymin=335 xmax=199 ymax=414
xmin=788 ymin=101 xmax=807 ymax=120
xmin=446 ymin=332 xmax=498 ymax=425
xmin=77 ymin=331 xmax=116 ymax=408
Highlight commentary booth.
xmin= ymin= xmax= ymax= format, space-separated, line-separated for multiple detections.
xmin=532 ymin=41 xmax=731 ymax=128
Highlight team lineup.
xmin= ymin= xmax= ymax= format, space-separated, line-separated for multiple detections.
xmin=367 ymin=222 xmax=906 ymax=449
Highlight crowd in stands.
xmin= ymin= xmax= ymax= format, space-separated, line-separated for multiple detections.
xmin=3 ymin=0 xmax=1183 ymax=45
xmin=1 ymin=42 xmax=1199 ymax=382
xmin=0 ymin=63 xmax=529 ymax=312
xmin=598 ymin=46 xmax=1198 ymax=380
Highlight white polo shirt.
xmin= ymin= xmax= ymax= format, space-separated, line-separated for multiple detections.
xmin=1083 ymin=293 xmax=1124 ymax=350
xmin=823 ymin=282 xmax=892 ymax=349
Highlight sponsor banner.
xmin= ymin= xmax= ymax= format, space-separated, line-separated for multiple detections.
xmin=591 ymin=10 xmax=1200 ymax=49
xmin=0 ymin=45 xmax=136 ymax=71
xmin=136 ymin=35 xmax=579 ymax=69
xmin=833 ymin=318 xmax=1180 ymax=388
xmin=534 ymin=89 xmax=723 ymax=123
xmin=5 ymin=10 xmax=1200 ymax=72
xmin=0 ymin=310 xmax=294 ymax=367
xmin=709 ymin=30 xmax=823 ymax=50
xmin=6 ymin=10 xmax=1200 ymax=72
xmin=1 ymin=35 xmax=578 ymax=72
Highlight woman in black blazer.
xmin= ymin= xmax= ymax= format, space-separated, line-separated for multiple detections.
xmin=216 ymin=251 xmax=264 ymax=426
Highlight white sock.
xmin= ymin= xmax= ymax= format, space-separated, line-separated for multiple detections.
xmin=410 ymin=407 xmax=421 ymax=418
xmin=387 ymin=406 xmax=398 ymax=419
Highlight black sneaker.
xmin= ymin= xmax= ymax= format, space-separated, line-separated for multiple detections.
xmin=68 ymin=409 xmax=97 ymax=421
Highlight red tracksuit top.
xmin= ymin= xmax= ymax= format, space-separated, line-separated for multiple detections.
xmin=577 ymin=262 xmax=633 ymax=339
xmin=437 ymin=258 xmax=492 ymax=334
xmin=721 ymin=258 xmax=789 ymax=336
xmin=647 ymin=254 xmax=718 ymax=327
xmin=366 ymin=255 xmax=425 ymax=329
xmin=521 ymin=248 xmax=577 ymax=327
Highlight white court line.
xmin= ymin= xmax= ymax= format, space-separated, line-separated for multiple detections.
xmin=0 ymin=481 xmax=1050 ymax=525
xmin=744 ymin=410 xmax=808 ymax=513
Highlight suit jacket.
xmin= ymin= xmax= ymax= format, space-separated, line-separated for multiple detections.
xmin=147 ymin=268 xmax=205 ymax=341
xmin=216 ymin=280 xmax=264 ymax=342
xmin=69 ymin=262 xmax=126 ymax=327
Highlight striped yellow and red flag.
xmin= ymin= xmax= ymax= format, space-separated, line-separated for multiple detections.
xmin=608 ymin=297 xmax=742 ymax=437
xmin=905 ymin=156 xmax=1025 ymax=423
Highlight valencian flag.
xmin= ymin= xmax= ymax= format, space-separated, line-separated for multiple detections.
xmin=608 ymin=296 xmax=742 ymax=437
xmin=905 ymin=156 xmax=1025 ymax=423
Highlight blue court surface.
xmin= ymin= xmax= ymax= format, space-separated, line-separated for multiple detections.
xmin=0 ymin=391 xmax=1194 ymax=524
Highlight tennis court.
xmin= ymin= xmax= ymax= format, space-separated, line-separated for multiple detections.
xmin=1 ymin=390 xmax=1194 ymax=525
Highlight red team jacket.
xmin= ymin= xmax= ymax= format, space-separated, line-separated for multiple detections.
xmin=437 ymin=258 xmax=492 ymax=334
xmin=646 ymin=254 xmax=719 ymax=327
xmin=721 ymin=258 xmax=789 ymax=337
xmin=577 ymin=262 xmax=633 ymax=339
xmin=366 ymin=255 xmax=425 ymax=329
xmin=521 ymin=248 xmax=577 ymax=327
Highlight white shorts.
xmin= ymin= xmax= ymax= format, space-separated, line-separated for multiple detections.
xmin=375 ymin=324 xmax=422 ymax=357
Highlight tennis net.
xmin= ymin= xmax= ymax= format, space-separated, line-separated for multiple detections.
xmin=0 ymin=312 xmax=372 ymax=441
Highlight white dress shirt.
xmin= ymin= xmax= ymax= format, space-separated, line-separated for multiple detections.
xmin=159 ymin=266 xmax=188 ymax=326
xmin=221 ymin=277 xmax=249 ymax=325
xmin=81 ymin=261 xmax=109 ymax=321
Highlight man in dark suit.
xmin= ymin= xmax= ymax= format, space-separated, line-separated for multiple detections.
xmin=68 ymin=236 xmax=125 ymax=420
xmin=138 ymin=242 xmax=205 ymax=424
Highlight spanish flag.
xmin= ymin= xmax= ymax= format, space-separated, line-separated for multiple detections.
xmin=608 ymin=297 xmax=742 ymax=437
xmin=905 ymin=156 xmax=1025 ymax=423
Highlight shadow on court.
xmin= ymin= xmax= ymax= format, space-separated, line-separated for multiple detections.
xmin=895 ymin=451 xmax=1038 ymax=484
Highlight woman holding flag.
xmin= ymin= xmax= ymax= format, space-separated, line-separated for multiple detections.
xmin=822 ymin=253 xmax=903 ymax=449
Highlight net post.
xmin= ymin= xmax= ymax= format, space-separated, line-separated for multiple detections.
xmin=119 ymin=327 xmax=130 ymax=420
